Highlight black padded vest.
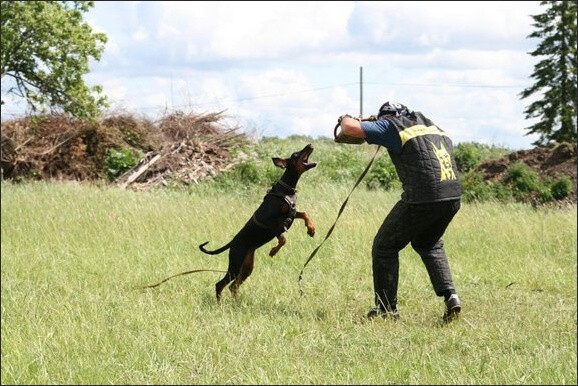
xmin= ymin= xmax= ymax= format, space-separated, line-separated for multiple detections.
xmin=384 ymin=112 xmax=462 ymax=203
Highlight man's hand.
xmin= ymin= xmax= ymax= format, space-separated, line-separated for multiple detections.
xmin=338 ymin=114 xmax=351 ymax=123
xmin=337 ymin=114 xmax=356 ymax=125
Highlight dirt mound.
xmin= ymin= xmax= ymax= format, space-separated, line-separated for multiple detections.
xmin=476 ymin=142 xmax=577 ymax=204
xmin=1 ymin=111 xmax=251 ymax=189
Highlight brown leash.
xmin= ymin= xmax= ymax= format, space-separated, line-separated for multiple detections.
xmin=140 ymin=268 xmax=227 ymax=289
xmin=298 ymin=144 xmax=381 ymax=296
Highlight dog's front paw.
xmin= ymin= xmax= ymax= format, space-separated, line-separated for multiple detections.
xmin=307 ymin=227 xmax=315 ymax=237
xmin=269 ymin=246 xmax=280 ymax=257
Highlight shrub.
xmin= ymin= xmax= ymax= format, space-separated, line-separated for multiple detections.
xmin=232 ymin=161 xmax=262 ymax=184
xmin=321 ymin=146 xmax=365 ymax=182
xmin=104 ymin=148 xmax=143 ymax=181
xmin=537 ymin=185 xmax=554 ymax=203
xmin=460 ymin=171 xmax=495 ymax=203
xmin=462 ymin=168 xmax=574 ymax=205
xmin=550 ymin=176 xmax=573 ymax=200
xmin=454 ymin=141 xmax=510 ymax=173
xmin=365 ymin=154 xmax=400 ymax=190
xmin=454 ymin=142 xmax=483 ymax=173
xmin=460 ymin=170 xmax=514 ymax=203
xmin=504 ymin=162 xmax=539 ymax=193
xmin=210 ymin=159 xmax=265 ymax=191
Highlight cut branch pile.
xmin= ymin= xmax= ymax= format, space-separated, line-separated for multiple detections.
xmin=1 ymin=110 xmax=252 ymax=187
xmin=115 ymin=139 xmax=239 ymax=190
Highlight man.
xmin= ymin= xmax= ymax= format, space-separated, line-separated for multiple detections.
xmin=335 ymin=101 xmax=462 ymax=321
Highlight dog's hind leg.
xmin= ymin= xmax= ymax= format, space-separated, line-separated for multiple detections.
xmin=215 ymin=273 xmax=233 ymax=302
xmin=216 ymin=244 xmax=246 ymax=301
xmin=230 ymin=248 xmax=256 ymax=298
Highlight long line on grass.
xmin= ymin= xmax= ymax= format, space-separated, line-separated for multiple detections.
xmin=140 ymin=269 xmax=227 ymax=289
xmin=298 ymin=144 xmax=381 ymax=295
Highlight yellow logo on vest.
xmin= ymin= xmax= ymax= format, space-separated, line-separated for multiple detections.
xmin=430 ymin=141 xmax=456 ymax=181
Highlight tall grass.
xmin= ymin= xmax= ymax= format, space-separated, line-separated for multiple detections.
xmin=1 ymin=181 xmax=576 ymax=385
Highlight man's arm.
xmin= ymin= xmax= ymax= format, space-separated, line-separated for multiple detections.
xmin=341 ymin=117 xmax=366 ymax=138
xmin=334 ymin=115 xmax=367 ymax=144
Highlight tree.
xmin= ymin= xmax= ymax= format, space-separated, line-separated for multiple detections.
xmin=1 ymin=1 xmax=108 ymax=119
xmin=520 ymin=0 xmax=577 ymax=146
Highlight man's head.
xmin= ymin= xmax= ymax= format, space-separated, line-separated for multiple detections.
xmin=377 ymin=101 xmax=412 ymax=118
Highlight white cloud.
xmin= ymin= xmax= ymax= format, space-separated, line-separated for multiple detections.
xmin=1 ymin=0 xmax=548 ymax=149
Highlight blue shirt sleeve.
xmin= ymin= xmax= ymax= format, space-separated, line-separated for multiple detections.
xmin=361 ymin=119 xmax=402 ymax=154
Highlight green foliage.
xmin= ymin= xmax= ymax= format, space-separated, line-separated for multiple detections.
xmin=320 ymin=145 xmax=366 ymax=182
xmin=505 ymin=162 xmax=540 ymax=194
xmin=208 ymin=156 xmax=286 ymax=193
xmin=103 ymin=148 xmax=142 ymax=181
xmin=365 ymin=153 xmax=400 ymax=190
xmin=454 ymin=142 xmax=510 ymax=173
xmin=209 ymin=138 xmax=377 ymax=192
xmin=537 ymin=184 xmax=555 ymax=203
xmin=205 ymin=138 xmax=574 ymax=207
xmin=442 ymin=141 xmax=517 ymax=203
xmin=454 ymin=142 xmax=483 ymax=172
xmin=520 ymin=0 xmax=578 ymax=146
xmin=461 ymin=161 xmax=574 ymax=205
xmin=460 ymin=171 xmax=513 ymax=203
xmin=550 ymin=176 xmax=573 ymax=200
xmin=234 ymin=160 xmax=264 ymax=184
xmin=535 ymin=175 xmax=574 ymax=203
xmin=0 ymin=1 xmax=108 ymax=119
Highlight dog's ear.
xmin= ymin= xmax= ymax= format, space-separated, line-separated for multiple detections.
xmin=272 ymin=157 xmax=288 ymax=169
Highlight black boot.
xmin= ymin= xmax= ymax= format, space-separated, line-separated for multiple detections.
xmin=366 ymin=307 xmax=400 ymax=320
xmin=443 ymin=294 xmax=461 ymax=321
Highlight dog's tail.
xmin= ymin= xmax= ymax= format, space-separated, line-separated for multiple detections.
xmin=199 ymin=241 xmax=231 ymax=255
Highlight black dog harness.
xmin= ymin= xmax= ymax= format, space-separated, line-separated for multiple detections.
xmin=251 ymin=180 xmax=297 ymax=236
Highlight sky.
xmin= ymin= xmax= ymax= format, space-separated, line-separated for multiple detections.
xmin=1 ymin=1 xmax=546 ymax=150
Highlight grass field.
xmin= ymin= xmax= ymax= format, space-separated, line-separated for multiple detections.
xmin=1 ymin=180 xmax=576 ymax=385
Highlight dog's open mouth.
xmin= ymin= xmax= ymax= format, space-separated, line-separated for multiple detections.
xmin=302 ymin=144 xmax=317 ymax=169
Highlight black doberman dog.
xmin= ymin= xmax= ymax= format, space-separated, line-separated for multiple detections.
xmin=199 ymin=143 xmax=317 ymax=301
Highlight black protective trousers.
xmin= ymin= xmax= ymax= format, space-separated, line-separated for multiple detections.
xmin=371 ymin=199 xmax=461 ymax=311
